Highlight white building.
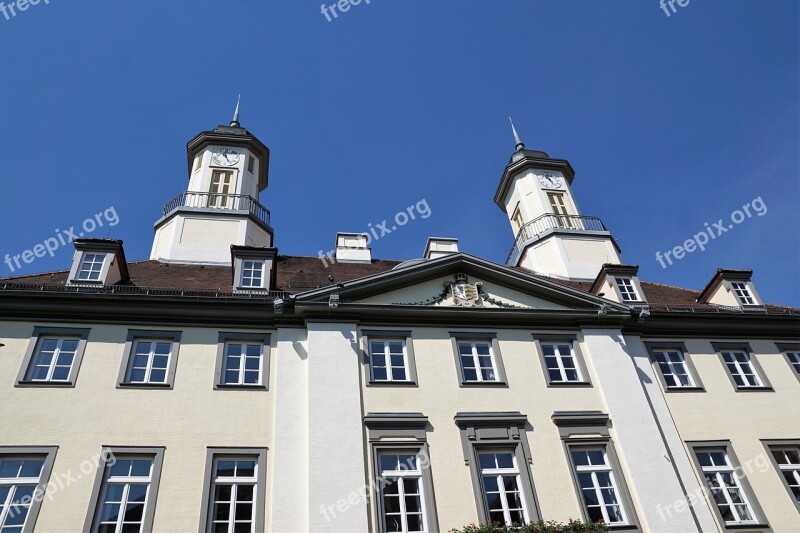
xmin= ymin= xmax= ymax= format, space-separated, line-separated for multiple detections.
xmin=1 ymin=112 xmax=798 ymax=533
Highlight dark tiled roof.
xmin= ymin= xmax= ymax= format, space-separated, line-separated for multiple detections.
xmin=1 ymin=257 xmax=796 ymax=312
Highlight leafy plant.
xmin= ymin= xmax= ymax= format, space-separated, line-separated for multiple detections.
xmin=449 ymin=519 xmax=609 ymax=533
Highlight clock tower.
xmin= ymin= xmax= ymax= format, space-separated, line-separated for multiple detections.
xmin=150 ymin=101 xmax=274 ymax=265
xmin=495 ymin=120 xmax=622 ymax=280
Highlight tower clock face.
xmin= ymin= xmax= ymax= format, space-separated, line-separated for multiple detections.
xmin=537 ymin=172 xmax=562 ymax=189
xmin=211 ymin=149 xmax=240 ymax=166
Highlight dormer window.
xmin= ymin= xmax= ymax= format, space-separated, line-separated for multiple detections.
xmin=240 ymin=260 xmax=265 ymax=288
xmin=231 ymin=246 xmax=277 ymax=292
xmin=615 ymin=277 xmax=640 ymax=302
xmin=731 ymin=282 xmax=755 ymax=306
xmin=67 ymin=239 xmax=129 ymax=286
xmin=77 ymin=253 xmax=105 ymax=281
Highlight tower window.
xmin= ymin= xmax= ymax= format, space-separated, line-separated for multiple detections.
xmin=511 ymin=205 xmax=524 ymax=234
xmin=194 ymin=155 xmax=203 ymax=171
xmin=247 ymin=156 xmax=255 ymax=174
xmin=547 ymin=193 xmax=572 ymax=228
xmin=210 ymin=171 xmax=234 ymax=208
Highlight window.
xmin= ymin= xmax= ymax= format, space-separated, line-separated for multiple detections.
xmin=377 ymin=452 xmax=428 ymax=532
xmin=117 ymin=330 xmax=181 ymax=388
xmin=478 ymin=451 xmax=529 ymax=525
xmin=365 ymin=414 xmax=437 ymax=533
xmin=451 ymin=335 xmax=507 ymax=385
xmin=541 ymin=342 xmax=583 ymax=383
xmin=240 ymin=261 xmax=264 ymax=288
xmin=199 ymin=449 xmax=267 ymax=533
xmin=215 ymin=333 xmax=270 ymax=389
xmin=247 ymin=156 xmax=255 ymax=174
xmin=764 ymin=442 xmax=800 ymax=510
xmin=730 ymin=282 xmax=755 ymax=305
xmin=17 ymin=327 xmax=90 ymax=387
xmin=569 ymin=447 xmax=628 ymax=525
xmin=209 ymin=171 xmax=233 ymax=208
xmin=370 ymin=340 xmax=409 ymax=382
xmin=615 ymin=277 xmax=640 ymax=302
xmin=85 ymin=448 xmax=165 ymax=533
xmin=644 ymin=343 xmax=703 ymax=391
xmin=694 ymin=447 xmax=759 ymax=526
xmin=712 ymin=343 xmax=770 ymax=391
xmin=195 ymin=154 xmax=203 ymax=171
xmin=511 ymin=205 xmax=524 ymax=234
xmin=547 ymin=192 xmax=572 ymax=228
xmin=0 ymin=448 xmax=58 ymax=533
xmin=777 ymin=344 xmax=800 ymax=383
xmin=78 ymin=253 xmax=105 ymax=281
xmin=454 ymin=413 xmax=539 ymax=525
xmin=362 ymin=331 xmax=418 ymax=386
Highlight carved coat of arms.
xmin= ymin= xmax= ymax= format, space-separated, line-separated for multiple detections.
xmin=447 ymin=274 xmax=482 ymax=307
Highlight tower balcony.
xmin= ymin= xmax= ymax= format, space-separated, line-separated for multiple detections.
xmin=162 ymin=191 xmax=271 ymax=229
xmin=505 ymin=213 xmax=612 ymax=266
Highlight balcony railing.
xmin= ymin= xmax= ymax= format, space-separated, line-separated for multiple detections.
xmin=506 ymin=213 xmax=608 ymax=265
xmin=162 ymin=191 xmax=271 ymax=227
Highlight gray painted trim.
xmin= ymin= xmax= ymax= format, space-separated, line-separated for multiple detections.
xmin=364 ymin=413 xmax=429 ymax=441
xmin=84 ymin=446 xmax=165 ymax=533
xmin=361 ymin=331 xmax=418 ymax=386
xmin=760 ymin=439 xmax=800 ymax=516
xmin=371 ymin=442 xmax=439 ymax=533
xmin=532 ymin=335 xmax=592 ymax=387
xmin=711 ymin=343 xmax=773 ymax=391
xmin=686 ymin=440 xmax=772 ymax=532
xmin=643 ymin=341 xmax=706 ymax=392
xmin=67 ymin=249 xmax=114 ymax=286
xmin=198 ymin=447 xmax=268 ymax=533
xmin=16 ymin=326 xmax=91 ymax=388
xmin=551 ymin=411 xmax=610 ymax=438
xmin=775 ymin=343 xmax=800 ymax=385
xmin=452 ymin=412 xmax=540 ymax=523
xmin=214 ymin=332 xmax=271 ymax=390
xmin=117 ymin=330 xmax=182 ymax=389
xmin=0 ymin=446 xmax=58 ymax=533
xmin=562 ymin=438 xmax=641 ymax=531
xmin=450 ymin=336 xmax=508 ymax=387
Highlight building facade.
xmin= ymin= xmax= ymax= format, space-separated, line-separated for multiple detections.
xmin=1 ymin=114 xmax=798 ymax=533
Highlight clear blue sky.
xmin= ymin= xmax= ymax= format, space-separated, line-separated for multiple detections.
xmin=0 ymin=0 xmax=797 ymax=305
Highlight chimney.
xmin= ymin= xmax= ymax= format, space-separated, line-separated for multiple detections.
xmin=424 ymin=237 xmax=459 ymax=259
xmin=334 ymin=233 xmax=372 ymax=263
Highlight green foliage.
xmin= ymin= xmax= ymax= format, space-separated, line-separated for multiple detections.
xmin=448 ymin=519 xmax=609 ymax=533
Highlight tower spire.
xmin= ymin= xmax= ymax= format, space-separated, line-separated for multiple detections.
xmin=230 ymin=95 xmax=241 ymax=127
xmin=509 ymin=116 xmax=525 ymax=151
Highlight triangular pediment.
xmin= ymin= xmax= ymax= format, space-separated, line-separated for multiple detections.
xmin=294 ymin=253 xmax=628 ymax=313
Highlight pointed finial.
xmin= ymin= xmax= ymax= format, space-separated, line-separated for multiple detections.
xmin=230 ymin=95 xmax=241 ymax=127
xmin=509 ymin=116 xmax=525 ymax=151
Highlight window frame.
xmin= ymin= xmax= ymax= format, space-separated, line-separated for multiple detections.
xmin=214 ymin=333 xmax=271 ymax=390
xmin=362 ymin=330 xmax=418 ymax=386
xmin=239 ymin=260 xmax=266 ymax=289
xmin=117 ymin=330 xmax=181 ymax=389
xmin=533 ymin=334 xmax=591 ymax=387
xmin=730 ymin=281 xmax=756 ymax=306
xmin=510 ymin=204 xmax=524 ymax=234
xmin=614 ymin=277 xmax=641 ymax=303
xmin=84 ymin=446 xmax=165 ymax=533
xmin=450 ymin=333 xmax=507 ymax=387
xmin=247 ymin=155 xmax=255 ymax=174
xmin=712 ymin=343 xmax=772 ymax=391
xmin=454 ymin=412 xmax=540 ymax=525
xmin=0 ymin=446 xmax=58 ymax=533
xmin=776 ymin=343 xmax=800 ymax=385
xmin=16 ymin=327 xmax=90 ymax=388
xmin=762 ymin=439 xmax=800 ymax=515
xmin=476 ymin=448 xmax=531 ymax=526
xmin=686 ymin=441 xmax=769 ymax=531
xmin=644 ymin=342 xmax=704 ymax=392
xmin=198 ymin=447 xmax=268 ymax=533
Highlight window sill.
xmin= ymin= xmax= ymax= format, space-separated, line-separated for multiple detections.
xmin=459 ymin=381 xmax=508 ymax=388
xmin=16 ymin=380 xmax=75 ymax=388
xmin=733 ymin=386 xmax=773 ymax=392
xmin=117 ymin=382 xmax=173 ymax=390
xmin=368 ymin=380 xmax=417 ymax=387
xmin=546 ymin=380 xmax=592 ymax=387
xmin=214 ymin=384 xmax=268 ymax=391
xmin=664 ymin=386 xmax=705 ymax=393
xmin=722 ymin=522 xmax=770 ymax=531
